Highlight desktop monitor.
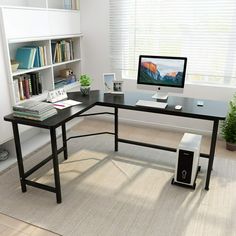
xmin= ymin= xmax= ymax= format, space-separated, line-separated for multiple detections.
xmin=137 ymin=55 xmax=187 ymax=100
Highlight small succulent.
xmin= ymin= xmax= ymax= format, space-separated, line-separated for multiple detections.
xmin=80 ymin=74 xmax=92 ymax=87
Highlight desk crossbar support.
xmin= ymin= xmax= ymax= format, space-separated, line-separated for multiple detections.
xmin=67 ymin=132 xmax=115 ymax=141
xmin=25 ymin=179 xmax=56 ymax=193
xmin=24 ymin=147 xmax=64 ymax=178
xmin=118 ymin=138 xmax=210 ymax=158
xmin=118 ymin=138 xmax=177 ymax=153
xmin=77 ymin=112 xmax=115 ymax=117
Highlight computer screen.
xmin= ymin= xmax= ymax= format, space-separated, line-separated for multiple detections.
xmin=137 ymin=55 xmax=187 ymax=100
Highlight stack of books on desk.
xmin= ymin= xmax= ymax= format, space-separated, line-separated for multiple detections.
xmin=13 ymin=101 xmax=57 ymax=121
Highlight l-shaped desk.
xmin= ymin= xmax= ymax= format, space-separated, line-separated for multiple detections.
xmin=4 ymin=90 xmax=228 ymax=203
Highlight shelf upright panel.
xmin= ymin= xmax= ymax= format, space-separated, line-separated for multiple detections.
xmin=0 ymin=7 xmax=17 ymax=105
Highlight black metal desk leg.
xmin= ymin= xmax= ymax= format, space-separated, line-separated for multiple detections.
xmin=115 ymin=107 xmax=118 ymax=152
xmin=205 ymin=120 xmax=219 ymax=190
xmin=50 ymin=128 xmax=62 ymax=203
xmin=62 ymin=123 xmax=68 ymax=160
xmin=12 ymin=123 xmax=27 ymax=193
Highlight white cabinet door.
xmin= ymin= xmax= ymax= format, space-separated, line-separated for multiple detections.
xmin=48 ymin=11 xmax=80 ymax=36
xmin=2 ymin=8 xmax=50 ymax=40
xmin=2 ymin=8 xmax=80 ymax=40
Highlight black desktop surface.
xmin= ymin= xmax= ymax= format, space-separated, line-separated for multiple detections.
xmin=94 ymin=91 xmax=228 ymax=120
xmin=4 ymin=90 xmax=228 ymax=129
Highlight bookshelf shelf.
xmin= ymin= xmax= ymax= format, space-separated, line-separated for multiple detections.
xmin=8 ymin=34 xmax=82 ymax=44
xmin=16 ymin=91 xmax=49 ymax=104
xmin=52 ymin=58 xmax=81 ymax=67
xmin=12 ymin=65 xmax=52 ymax=76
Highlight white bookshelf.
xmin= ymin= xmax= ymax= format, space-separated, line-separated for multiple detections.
xmin=0 ymin=6 xmax=82 ymax=106
xmin=0 ymin=4 xmax=82 ymax=171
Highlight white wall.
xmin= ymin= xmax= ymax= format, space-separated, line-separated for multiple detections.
xmin=80 ymin=0 xmax=110 ymax=89
xmin=80 ymin=0 xmax=235 ymax=134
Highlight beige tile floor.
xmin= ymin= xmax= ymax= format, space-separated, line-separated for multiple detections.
xmin=0 ymin=117 xmax=234 ymax=235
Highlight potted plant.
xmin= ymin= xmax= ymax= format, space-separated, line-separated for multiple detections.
xmin=79 ymin=74 xmax=92 ymax=96
xmin=221 ymin=93 xmax=236 ymax=151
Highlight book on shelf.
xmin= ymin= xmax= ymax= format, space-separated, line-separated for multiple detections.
xmin=23 ymin=76 xmax=30 ymax=99
xmin=13 ymin=79 xmax=20 ymax=103
xmin=15 ymin=47 xmax=35 ymax=69
xmin=43 ymin=46 xmax=47 ymax=66
xmin=28 ymin=75 xmax=33 ymax=96
xmin=64 ymin=0 xmax=72 ymax=9
xmin=29 ymin=72 xmax=39 ymax=95
xmin=60 ymin=40 xmax=65 ymax=61
xmin=33 ymin=47 xmax=40 ymax=67
xmin=65 ymin=41 xmax=70 ymax=60
xmin=14 ymin=72 xmax=42 ymax=101
xmin=51 ymin=39 xmax=74 ymax=63
xmin=25 ymin=46 xmax=41 ymax=67
xmin=30 ymin=48 xmax=36 ymax=68
xmin=51 ymin=41 xmax=57 ymax=63
xmin=73 ymin=0 xmax=80 ymax=10
xmin=39 ymin=46 xmax=45 ymax=66
xmin=18 ymin=76 xmax=25 ymax=100
xmin=30 ymin=72 xmax=41 ymax=95
xmin=15 ymin=46 xmax=47 ymax=70
xmin=64 ymin=0 xmax=80 ymax=10
xmin=69 ymin=39 xmax=74 ymax=60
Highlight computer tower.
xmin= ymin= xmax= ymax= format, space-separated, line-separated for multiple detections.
xmin=172 ymin=133 xmax=202 ymax=189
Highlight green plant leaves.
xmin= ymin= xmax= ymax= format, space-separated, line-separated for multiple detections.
xmin=221 ymin=93 xmax=236 ymax=143
xmin=80 ymin=74 xmax=92 ymax=87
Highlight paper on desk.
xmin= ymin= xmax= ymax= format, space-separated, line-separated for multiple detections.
xmin=53 ymin=99 xmax=82 ymax=109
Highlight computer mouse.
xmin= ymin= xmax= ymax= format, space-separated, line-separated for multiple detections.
xmin=175 ymin=105 xmax=182 ymax=110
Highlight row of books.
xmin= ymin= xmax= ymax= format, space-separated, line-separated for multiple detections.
xmin=51 ymin=40 xmax=74 ymax=64
xmin=15 ymin=46 xmax=47 ymax=70
xmin=13 ymin=100 xmax=57 ymax=121
xmin=64 ymin=0 xmax=80 ymax=10
xmin=13 ymin=72 xmax=42 ymax=102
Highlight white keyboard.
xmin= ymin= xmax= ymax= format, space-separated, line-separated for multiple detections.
xmin=136 ymin=100 xmax=168 ymax=109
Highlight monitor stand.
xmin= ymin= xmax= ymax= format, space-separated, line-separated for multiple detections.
xmin=152 ymin=92 xmax=168 ymax=101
